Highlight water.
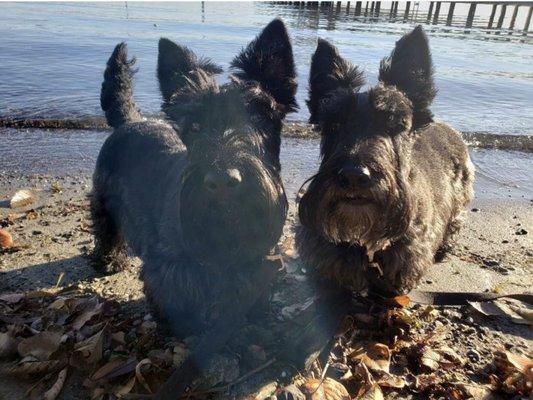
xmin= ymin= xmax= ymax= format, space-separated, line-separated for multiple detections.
xmin=0 ymin=2 xmax=531 ymax=201
xmin=0 ymin=129 xmax=531 ymax=201
xmin=1 ymin=2 xmax=532 ymax=136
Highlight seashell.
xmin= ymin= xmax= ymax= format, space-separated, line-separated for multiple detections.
xmin=10 ymin=189 xmax=36 ymax=209
xmin=0 ymin=229 xmax=13 ymax=249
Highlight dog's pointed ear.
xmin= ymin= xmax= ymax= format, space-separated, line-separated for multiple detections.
xmin=231 ymin=18 xmax=297 ymax=115
xmin=157 ymin=38 xmax=222 ymax=103
xmin=379 ymin=26 xmax=436 ymax=123
xmin=307 ymin=39 xmax=365 ymax=124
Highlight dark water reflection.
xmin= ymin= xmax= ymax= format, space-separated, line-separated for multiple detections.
xmin=0 ymin=128 xmax=531 ymax=202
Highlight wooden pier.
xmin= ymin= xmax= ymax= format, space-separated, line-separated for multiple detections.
xmin=272 ymin=1 xmax=532 ymax=38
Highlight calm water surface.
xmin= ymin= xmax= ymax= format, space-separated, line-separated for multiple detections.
xmin=1 ymin=2 xmax=532 ymax=135
xmin=0 ymin=2 xmax=532 ymax=200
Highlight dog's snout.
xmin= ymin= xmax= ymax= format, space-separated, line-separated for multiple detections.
xmin=338 ymin=165 xmax=373 ymax=189
xmin=204 ymin=168 xmax=242 ymax=194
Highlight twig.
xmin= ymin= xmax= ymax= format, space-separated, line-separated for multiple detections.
xmin=179 ymin=357 xmax=277 ymax=398
xmin=122 ymin=394 xmax=154 ymax=400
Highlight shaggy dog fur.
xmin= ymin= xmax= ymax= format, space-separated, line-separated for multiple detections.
xmin=91 ymin=19 xmax=296 ymax=342
xmin=296 ymin=26 xmax=474 ymax=297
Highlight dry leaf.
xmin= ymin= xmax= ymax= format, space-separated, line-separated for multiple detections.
xmin=9 ymin=358 xmax=64 ymax=376
xmin=0 ymin=292 xmax=25 ymax=303
xmin=494 ymin=350 xmax=533 ymax=395
xmin=350 ymin=343 xmax=391 ymax=373
xmin=135 ymin=358 xmax=153 ymax=393
xmin=420 ymin=347 xmax=441 ymax=372
xmin=0 ymin=329 xmax=19 ymax=358
xmin=468 ymin=300 xmax=531 ymax=325
xmin=90 ymin=357 xmax=128 ymax=382
xmin=0 ymin=229 xmax=14 ymax=249
xmin=359 ymin=384 xmax=384 ymax=400
xmin=376 ymin=372 xmax=406 ymax=389
xmin=18 ymin=331 xmax=63 ymax=361
xmin=10 ymin=189 xmax=37 ymax=208
xmin=113 ymin=376 xmax=136 ymax=396
xmin=299 ymin=378 xmax=350 ymax=400
xmin=43 ymin=367 xmax=68 ymax=400
xmin=70 ymin=329 xmax=104 ymax=369
xmin=71 ymin=301 xmax=103 ymax=331
xmin=385 ymin=295 xmax=410 ymax=308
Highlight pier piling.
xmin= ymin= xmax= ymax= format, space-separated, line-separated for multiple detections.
xmin=488 ymin=4 xmax=497 ymax=29
xmin=432 ymin=1 xmax=441 ymax=24
xmin=466 ymin=2 xmax=476 ymax=28
xmin=524 ymin=6 xmax=532 ymax=34
xmin=446 ymin=1 xmax=455 ymax=26
xmin=509 ymin=5 xmax=519 ymax=31
xmin=404 ymin=1 xmax=411 ymax=20
xmin=497 ymin=4 xmax=506 ymax=29
xmin=427 ymin=1 xmax=434 ymax=23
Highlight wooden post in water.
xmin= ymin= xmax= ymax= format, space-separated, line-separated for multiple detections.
xmin=524 ymin=6 xmax=532 ymax=35
xmin=355 ymin=1 xmax=362 ymax=15
xmin=336 ymin=1 xmax=341 ymax=13
xmin=509 ymin=5 xmax=519 ymax=31
xmin=375 ymin=1 xmax=380 ymax=16
xmin=346 ymin=1 xmax=350 ymax=13
xmin=432 ymin=1 xmax=441 ymax=24
xmin=466 ymin=2 xmax=476 ymax=28
xmin=427 ymin=2 xmax=434 ymax=23
xmin=404 ymin=1 xmax=411 ymax=20
xmin=364 ymin=1 xmax=369 ymax=16
xmin=446 ymin=2 xmax=455 ymax=26
xmin=497 ymin=4 xmax=507 ymax=29
xmin=488 ymin=4 xmax=497 ymax=29
xmin=370 ymin=1 xmax=375 ymax=15
xmin=394 ymin=1 xmax=399 ymax=17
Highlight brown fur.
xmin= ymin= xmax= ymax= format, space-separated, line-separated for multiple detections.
xmin=297 ymin=26 xmax=474 ymax=296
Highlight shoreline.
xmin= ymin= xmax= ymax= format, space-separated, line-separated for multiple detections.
xmin=1 ymin=117 xmax=532 ymax=152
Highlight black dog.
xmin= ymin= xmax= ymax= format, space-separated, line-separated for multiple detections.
xmin=91 ymin=19 xmax=296 ymax=394
xmin=296 ymin=26 xmax=474 ymax=298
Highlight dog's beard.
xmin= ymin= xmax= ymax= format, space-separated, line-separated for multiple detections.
xmin=180 ymin=159 xmax=286 ymax=266
xmin=323 ymin=202 xmax=377 ymax=244
xmin=305 ymin=175 xmax=396 ymax=256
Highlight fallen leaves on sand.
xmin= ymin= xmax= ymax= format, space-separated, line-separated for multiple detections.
xmin=468 ymin=298 xmax=532 ymax=325
xmin=492 ymin=350 xmax=533 ymax=396
xmin=0 ymin=287 xmax=176 ymax=398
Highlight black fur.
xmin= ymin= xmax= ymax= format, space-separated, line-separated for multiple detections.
xmin=297 ymin=26 xmax=474 ymax=297
xmin=91 ymin=19 xmax=297 ymax=344
xmin=100 ymin=43 xmax=141 ymax=129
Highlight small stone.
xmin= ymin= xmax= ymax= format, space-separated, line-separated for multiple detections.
xmin=483 ymin=259 xmax=499 ymax=267
xmin=471 ymin=208 xmax=479 ymax=212
xmin=467 ymin=349 xmax=480 ymax=363
xmin=515 ymin=228 xmax=527 ymax=235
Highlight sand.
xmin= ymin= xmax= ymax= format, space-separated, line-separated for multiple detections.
xmin=0 ymin=171 xmax=531 ymax=399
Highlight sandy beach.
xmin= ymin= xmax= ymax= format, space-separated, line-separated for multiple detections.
xmin=0 ymin=151 xmax=531 ymax=398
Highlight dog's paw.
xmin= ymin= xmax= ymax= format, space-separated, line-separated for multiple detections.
xmin=91 ymin=252 xmax=129 ymax=275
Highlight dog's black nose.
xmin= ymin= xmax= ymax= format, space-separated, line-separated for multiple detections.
xmin=338 ymin=165 xmax=373 ymax=189
xmin=204 ymin=168 xmax=242 ymax=194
